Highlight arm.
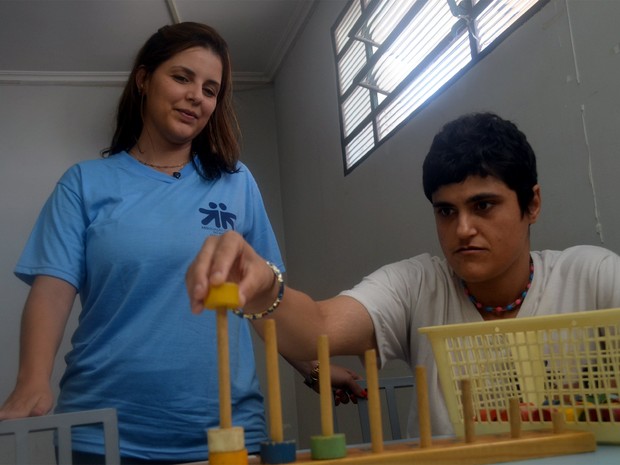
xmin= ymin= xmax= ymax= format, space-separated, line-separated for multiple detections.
xmin=187 ymin=231 xmax=377 ymax=360
xmin=0 ymin=275 xmax=76 ymax=419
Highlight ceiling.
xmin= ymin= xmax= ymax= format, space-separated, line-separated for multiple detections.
xmin=0 ymin=0 xmax=317 ymax=86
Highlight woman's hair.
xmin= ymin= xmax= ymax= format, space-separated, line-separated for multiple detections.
xmin=103 ymin=22 xmax=240 ymax=180
xmin=422 ymin=112 xmax=538 ymax=215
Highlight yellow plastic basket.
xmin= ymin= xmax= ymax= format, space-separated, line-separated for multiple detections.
xmin=419 ymin=308 xmax=620 ymax=443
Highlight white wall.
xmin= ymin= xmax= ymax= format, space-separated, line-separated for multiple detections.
xmin=273 ymin=0 xmax=620 ymax=446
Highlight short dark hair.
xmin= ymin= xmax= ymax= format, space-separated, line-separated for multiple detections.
xmin=103 ymin=22 xmax=240 ymax=180
xmin=422 ymin=112 xmax=538 ymax=214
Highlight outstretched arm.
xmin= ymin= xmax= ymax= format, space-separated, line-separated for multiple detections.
xmin=186 ymin=231 xmax=377 ymax=360
xmin=0 ymin=275 xmax=76 ymax=420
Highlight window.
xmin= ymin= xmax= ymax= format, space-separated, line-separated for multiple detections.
xmin=332 ymin=0 xmax=549 ymax=173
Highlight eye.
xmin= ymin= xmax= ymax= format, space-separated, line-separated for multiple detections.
xmin=173 ymin=74 xmax=189 ymax=83
xmin=203 ymin=86 xmax=217 ymax=97
xmin=435 ymin=207 xmax=454 ymax=217
xmin=475 ymin=201 xmax=494 ymax=212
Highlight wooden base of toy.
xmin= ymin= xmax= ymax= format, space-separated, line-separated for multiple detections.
xmin=292 ymin=430 xmax=596 ymax=465
xmin=184 ymin=429 xmax=595 ymax=465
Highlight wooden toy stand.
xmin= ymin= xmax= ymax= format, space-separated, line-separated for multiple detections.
xmin=195 ymin=290 xmax=596 ymax=465
xmin=286 ymin=348 xmax=596 ymax=465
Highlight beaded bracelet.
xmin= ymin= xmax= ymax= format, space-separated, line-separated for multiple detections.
xmin=232 ymin=261 xmax=284 ymax=320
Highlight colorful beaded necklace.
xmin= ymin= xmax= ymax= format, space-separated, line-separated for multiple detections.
xmin=462 ymin=257 xmax=534 ymax=315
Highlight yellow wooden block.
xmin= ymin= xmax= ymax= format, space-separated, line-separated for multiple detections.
xmin=208 ymin=448 xmax=248 ymax=465
xmin=204 ymin=282 xmax=240 ymax=309
xmin=207 ymin=426 xmax=245 ymax=453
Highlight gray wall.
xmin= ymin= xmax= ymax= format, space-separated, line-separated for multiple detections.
xmin=1 ymin=0 xmax=620 ymax=458
xmin=273 ymin=0 xmax=620 ymax=446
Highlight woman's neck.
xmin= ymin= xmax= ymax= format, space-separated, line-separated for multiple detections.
xmin=129 ymin=135 xmax=192 ymax=175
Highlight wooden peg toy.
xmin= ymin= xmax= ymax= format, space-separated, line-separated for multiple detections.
xmin=260 ymin=320 xmax=297 ymax=464
xmin=203 ymin=283 xmax=248 ymax=465
xmin=309 ymin=335 xmax=347 ymax=460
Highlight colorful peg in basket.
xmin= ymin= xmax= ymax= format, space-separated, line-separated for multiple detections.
xmin=204 ymin=283 xmax=248 ymax=465
xmin=310 ymin=335 xmax=347 ymax=460
xmin=259 ymin=319 xmax=297 ymax=464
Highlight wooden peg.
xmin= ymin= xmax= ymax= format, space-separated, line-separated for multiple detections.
xmin=204 ymin=283 xmax=248 ymax=463
xmin=461 ymin=378 xmax=475 ymax=443
xmin=364 ymin=349 xmax=383 ymax=453
xmin=552 ymin=410 xmax=566 ymax=434
xmin=265 ymin=320 xmax=284 ymax=442
xmin=416 ymin=365 xmax=432 ymax=448
xmin=318 ymin=335 xmax=334 ymax=436
xmin=204 ymin=282 xmax=241 ymax=429
xmin=310 ymin=335 xmax=346 ymax=460
xmin=509 ymin=397 xmax=522 ymax=438
xmin=260 ymin=319 xmax=296 ymax=464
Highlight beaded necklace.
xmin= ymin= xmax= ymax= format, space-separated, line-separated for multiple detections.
xmin=462 ymin=257 xmax=534 ymax=315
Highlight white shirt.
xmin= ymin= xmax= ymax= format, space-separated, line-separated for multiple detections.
xmin=341 ymin=245 xmax=620 ymax=437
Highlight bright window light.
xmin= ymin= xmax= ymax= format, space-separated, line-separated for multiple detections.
xmin=332 ymin=0 xmax=549 ymax=173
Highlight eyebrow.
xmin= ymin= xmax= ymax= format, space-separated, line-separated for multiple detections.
xmin=432 ymin=192 xmax=503 ymax=208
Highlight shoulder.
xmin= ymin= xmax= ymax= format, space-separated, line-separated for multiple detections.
xmin=536 ymin=245 xmax=619 ymax=265
xmin=58 ymin=155 xmax=124 ymax=182
xmin=353 ymin=253 xmax=454 ymax=295
xmin=217 ymin=161 xmax=258 ymax=186
xmin=534 ymin=245 xmax=620 ymax=279
xmin=375 ymin=253 xmax=452 ymax=279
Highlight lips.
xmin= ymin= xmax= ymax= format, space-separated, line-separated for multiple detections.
xmin=455 ymin=246 xmax=485 ymax=254
xmin=177 ymin=108 xmax=199 ymax=120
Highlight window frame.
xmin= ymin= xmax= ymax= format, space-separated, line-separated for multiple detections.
xmin=331 ymin=0 xmax=550 ymax=175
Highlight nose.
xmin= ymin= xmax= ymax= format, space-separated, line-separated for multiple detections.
xmin=186 ymin=85 xmax=203 ymax=104
xmin=455 ymin=212 xmax=477 ymax=238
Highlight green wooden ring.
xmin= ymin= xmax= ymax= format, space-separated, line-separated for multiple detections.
xmin=310 ymin=433 xmax=347 ymax=460
xmin=259 ymin=440 xmax=297 ymax=464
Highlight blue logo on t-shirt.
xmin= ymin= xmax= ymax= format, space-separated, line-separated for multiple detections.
xmin=200 ymin=202 xmax=237 ymax=230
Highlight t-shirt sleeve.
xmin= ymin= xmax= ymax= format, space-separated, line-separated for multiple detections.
xmin=595 ymin=247 xmax=620 ymax=308
xmin=239 ymin=169 xmax=285 ymax=273
xmin=14 ymin=166 xmax=87 ymax=289
xmin=340 ymin=260 xmax=421 ymax=367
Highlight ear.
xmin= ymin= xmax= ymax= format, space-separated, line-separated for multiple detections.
xmin=526 ymin=184 xmax=542 ymax=224
xmin=135 ymin=67 xmax=148 ymax=94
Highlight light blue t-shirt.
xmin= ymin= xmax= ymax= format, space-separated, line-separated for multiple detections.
xmin=15 ymin=152 xmax=284 ymax=461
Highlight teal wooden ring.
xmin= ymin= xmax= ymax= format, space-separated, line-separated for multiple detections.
xmin=259 ymin=440 xmax=297 ymax=464
xmin=310 ymin=433 xmax=347 ymax=460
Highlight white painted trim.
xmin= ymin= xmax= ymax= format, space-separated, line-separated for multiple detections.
xmin=0 ymin=70 xmax=273 ymax=87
